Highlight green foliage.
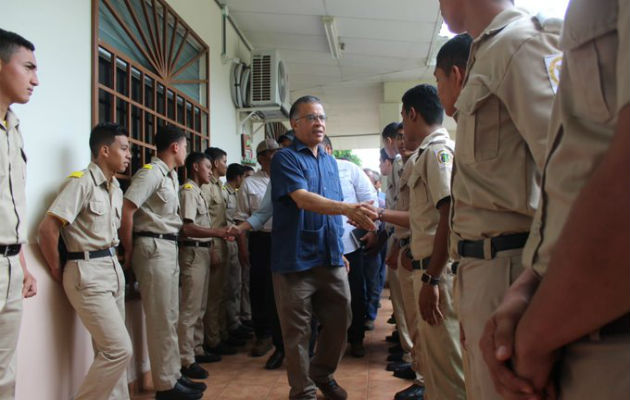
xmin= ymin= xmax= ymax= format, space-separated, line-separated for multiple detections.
xmin=333 ymin=150 xmax=362 ymax=167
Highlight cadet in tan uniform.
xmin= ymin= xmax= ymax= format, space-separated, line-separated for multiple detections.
xmin=178 ymin=152 xmax=232 ymax=380
xmin=38 ymin=123 xmax=132 ymax=400
xmin=222 ymin=163 xmax=251 ymax=340
xmin=120 ymin=125 xmax=205 ymax=400
xmin=403 ymin=85 xmax=465 ymax=399
xmin=381 ymin=122 xmax=415 ymax=369
xmin=200 ymin=147 xmax=235 ymax=355
xmin=438 ymin=0 xmax=561 ymax=398
xmin=481 ymin=0 xmax=629 ymax=398
xmin=0 ymin=29 xmax=38 ymax=400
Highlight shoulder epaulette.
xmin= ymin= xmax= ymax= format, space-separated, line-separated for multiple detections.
xmin=142 ymin=164 xmax=153 ymax=170
xmin=183 ymin=183 xmax=194 ymax=190
xmin=67 ymin=171 xmax=84 ymax=179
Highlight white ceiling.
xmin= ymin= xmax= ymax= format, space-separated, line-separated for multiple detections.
xmin=221 ymin=0 xmax=449 ymax=147
xmin=222 ymin=0 xmax=447 ymax=92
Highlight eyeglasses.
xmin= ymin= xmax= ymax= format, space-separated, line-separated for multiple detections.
xmin=294 ymin=114 xmax=327 ymax=123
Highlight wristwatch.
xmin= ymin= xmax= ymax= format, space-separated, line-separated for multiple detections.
xmin=421 ymin=272 xmax=440 ymax=286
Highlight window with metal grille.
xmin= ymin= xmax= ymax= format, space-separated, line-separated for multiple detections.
xmin=92 ymin=0 xmax=210 ymax=188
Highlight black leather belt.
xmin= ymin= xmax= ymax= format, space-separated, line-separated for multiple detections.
xmin=457 ymin=233 xmax=529 ymax=259
xmin=135 ymin=232 xmax=179 ymax=241
xmin=66 ymin=247 xmax=115 ymax=261
xmin=600 ymin=313 xmax=630 ymax=337
xmin=179 ymin=240 xmax=212 ymax=248
xmin=0 ymin=244 xmax=21 ymax=257
xmin=398 ymin=237 xmax=410 ymax=248
xmin=411 ymin=257 xmax=431 ymax=270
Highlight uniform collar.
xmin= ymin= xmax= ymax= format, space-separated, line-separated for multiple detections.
xmin=210 ymin=174 xmax=222 ymax=186
xmin=254 ymin=169 xmax=270 ymax=179
xmin=419 ymin=127 xmax=451 ymax=150
xmin=151 ymin=156 xmax=171 ymax=176
xmin=224 ymin=182 xmax=237 ymax=193
xmin=1 ymin=108 xmax=19 ymax=132
xmin=185 ymin=178 xmax=201 ymax=191
xmin=475 ymin=7 xmax=527 ymax=43
xmin=88 ymin=162 xmax=119 ymax=189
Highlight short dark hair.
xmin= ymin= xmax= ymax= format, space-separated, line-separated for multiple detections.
xmin=322 ymin=135 xmax=332 ymax=150
xmin=89 ymin=122 xmax=128 ymax=158
xmin=226 ymin=163 xmax=246 ymax=181
xmin=289 ymin=95 xmax=321 ymax=120
xmin=204 ymin=146 xmax=227 ymax=162
xmin=243 ymin=165 xmax=254 ymax=173
xmin=277 ymin=134 xmax=293 ymax=145
xmin=185 ymin=152 xmax=209 ymax=175
xmin=436 ymin=33 xmax=473 ymax=77
xmin=155 ymin=125 xmax=186 ymax=152
xmin=0 ymin=29 xmax=35 ymax=64
xmin=380 ymin=148 xmax=394 ymax=163
xmin=401 ymin=84 xmax=444 ymax=126
xmin=381 ymin=122 xmax=402 ymax=139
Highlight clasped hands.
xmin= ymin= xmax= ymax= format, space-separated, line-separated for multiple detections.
xmin=345 ymin=202 xmax=379 ymax=231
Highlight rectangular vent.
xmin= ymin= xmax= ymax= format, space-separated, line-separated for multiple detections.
xmin=252 ymin=55 xmax=272 ymax=102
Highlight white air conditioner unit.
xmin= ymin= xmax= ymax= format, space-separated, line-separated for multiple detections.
xmin=249 ymin=49 xmax=290 ymax=119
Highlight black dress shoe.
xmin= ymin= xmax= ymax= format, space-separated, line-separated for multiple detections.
xmin=264 ymin=349 xmax=284 ymax=369
xmin=386 ymin=361 xmax=410 ymax=372
xmin=387 ymin=352 xmax=404 ymax=362
xmin=205 ymin=342 xmax=237 ymax=355
xmin=388 ymin=344 xmax=403 ymax=354
xmin=194 ymin=351 xmax=221 ymax=363
xmin=155 ymin=382 xmax=202 ymax=400
xmin=178 ymin=376 xmax=206 ymax=391
xmin=394 ymin=384 xmax=425 ymax=400
xmin=180 ymin=363 xmax=208 ymax=380
xmin=313 ymin=378 xmax=347 ymax=400
xmin=393 ymin=365 xmax=416 ymax=380
xmin=349 ymin=342 xmax=365 ymax=358
xmin=386 ymin=330 xmax=400 ymax=343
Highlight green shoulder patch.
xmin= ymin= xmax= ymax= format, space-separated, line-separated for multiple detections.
xmin=436 ymin=150 xmax=452 ymax=165
xmin=67 ymin=171 xmax=84 ymax=178
xmin=142 ymin=164 xmax=153 ymax=170
xmin=183 ymin=183 xmax=194 ymax=190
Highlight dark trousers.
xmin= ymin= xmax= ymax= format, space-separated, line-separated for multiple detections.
xmin=249 ymin=231 xmax=283 ymax=350
xmin=346 ymin=249 xmax=366 ymax=343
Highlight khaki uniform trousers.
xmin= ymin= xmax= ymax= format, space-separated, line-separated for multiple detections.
xmin=204 ymin=240 xmax=228 ymax=347
xmin=132 ymin=237 xmax=181 ymax=391
xmin=0 ymin=255 xmax=23 ymax=400
xmin=454 ymin=248 xmax=524 ymax=400
xmin=387 ymin=239 xmax=413 ymax=362
xmin=177 ymin=245 xmax=211 ymax=367
xmin=558 ymin=334 xmax=629 ymax=399
xmin=63 ymin=257 xmax=132 ymax=400
xmin=224 ymin=240 xmax=243 ymax=331
xmin=417 ymin=269 xmax=466 ymax=400
xmin=273 ymin=266 xmax=351 ymax=400
xmin=396 ymin=250 xmax=424 ymax=386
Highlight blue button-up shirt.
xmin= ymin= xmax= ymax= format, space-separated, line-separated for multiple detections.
xmin=270 ymin=138 xmax=345 ymax=273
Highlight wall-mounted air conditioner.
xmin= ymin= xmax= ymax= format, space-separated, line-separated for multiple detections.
xmin=249 ymin=49 xmax=290 ymax=118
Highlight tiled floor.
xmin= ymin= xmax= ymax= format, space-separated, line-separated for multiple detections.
xmin=133 ymin=289 xmax=411 ymax=399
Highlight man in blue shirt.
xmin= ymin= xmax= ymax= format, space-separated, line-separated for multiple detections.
xmin=270 ymin=95 xmax=376 ymax=400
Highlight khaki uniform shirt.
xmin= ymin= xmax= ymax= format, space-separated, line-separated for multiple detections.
xmin=224 ymin=183 xmax=239 ymax=226
xmin=48 ymin=162 xmax=122 ymax=252
xmin=523 ymin=0 xmax=629 ymax=276
xmin=393 ymin=156 xmax=415 ymax=240
xmin=201 ymin=175 xmax=226 ymax=248
xmin=235 ymin=170 xmax=271 ymax=232
xmin=450 ymin=8 xmax=561 ymax=253
xmin=179 ymin=179 xmax=211 ymax=243
xmin=386 ymin=155 xmax=403 ymax=210
xmin=409 ymin=129 xmax=455 ymax=260
xmin=0 ymin=109 xmax=27 ymax=244
xmin=124 ymin=157 xmax=182 ymax=234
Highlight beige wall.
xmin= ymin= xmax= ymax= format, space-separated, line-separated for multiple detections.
xmin=5 ymin=0 xmax=252 ymax=398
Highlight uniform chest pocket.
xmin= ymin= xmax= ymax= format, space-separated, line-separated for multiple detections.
xmin=89 ymin=200 xmax=106 ymax=216
xmin=565 ymin=31 xmax=616 ymax=124
xmin=409 ymin=173 xmax=428 ymax=204
xmin=456 ymin=83 xmax=500 ymax=164
xmin=197 ymin=201 xmax=209 ymax=215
